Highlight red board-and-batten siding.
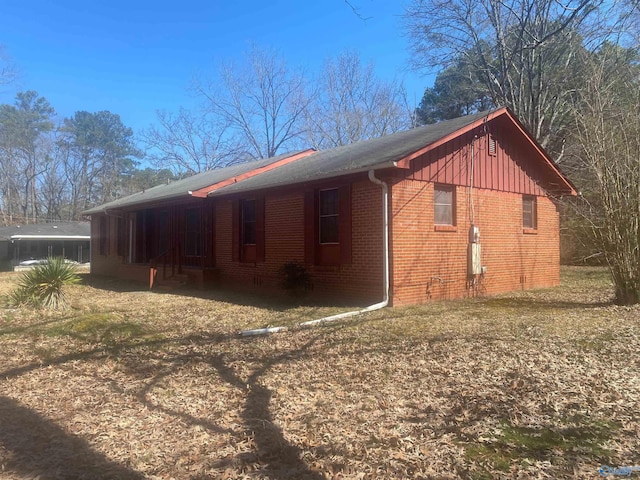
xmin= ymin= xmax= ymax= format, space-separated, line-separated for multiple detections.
xmin=388 ymin=119 xmax=561 ymax=305
xmin=399 ymin=123 xmax=544 ymax=196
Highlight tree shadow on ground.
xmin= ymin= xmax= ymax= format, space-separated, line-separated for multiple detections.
xmin=118 ymin=335 xmax=327 ymax=479
xmin=206 ymin=340 xmax=326 ymax=479
xmin=0 ymin=395 xmax=144 ymax=479
xmin=0 ymin=328 xmax=329 ymax=479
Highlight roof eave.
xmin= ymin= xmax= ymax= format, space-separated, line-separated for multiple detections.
xmin=209 ymin=160 xmax=402 ymax=197
xmin=10 ymin=235 xmax=90 ymax=240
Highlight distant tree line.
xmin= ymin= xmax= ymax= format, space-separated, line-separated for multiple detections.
xmin=0 ymin=49 xmax=413 ymax=224
xmin=0 ymin=91 xmax=174 ymax=224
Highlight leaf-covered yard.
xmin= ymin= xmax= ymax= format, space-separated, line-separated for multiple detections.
xmin=0 ymin=267 xmax=638 ymax=479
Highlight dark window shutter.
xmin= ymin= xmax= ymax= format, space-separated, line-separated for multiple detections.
xmin=231 ymin=200 xmax=239 ymax=262
xmin=255 ymin=196 xmax=265 ymax=263
xmin=304 ymin=190 xmax=316 ymax=265
xmin=339 ymin=184 xmax=352 ymax=264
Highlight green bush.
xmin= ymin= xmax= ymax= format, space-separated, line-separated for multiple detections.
xmin=10 ymin=257 xmax=81 ymax=310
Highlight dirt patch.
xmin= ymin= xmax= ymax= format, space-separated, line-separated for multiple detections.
xmin=0 ymin=267 xmax=638 ymax=479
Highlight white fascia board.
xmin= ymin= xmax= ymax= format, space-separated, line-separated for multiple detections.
xmin=10 ymin=235 xmax=90 ymax=240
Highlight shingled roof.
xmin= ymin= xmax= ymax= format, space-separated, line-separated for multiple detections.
xmin=210 ymin=110 xmax=493 ymax=197
xmin=83 ymin=108 xmax=575 ymax=215
xmin=83 ymin=150 xmax=314 ymax=214
xmin=0 ymin=222 xmax=90 ymax=240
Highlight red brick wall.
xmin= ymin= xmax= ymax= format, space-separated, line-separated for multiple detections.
xmin=213 ymin=179 xmax=385 ymax=304
xmin=90 ymin=170 xmax=561 ymax=306
xmin=388 ymin=178 xmax=560 ymax=306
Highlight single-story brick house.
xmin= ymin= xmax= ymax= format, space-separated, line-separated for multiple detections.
xmin=84 ymin=108 xmax=576 ymax=306
xmin=0 ymin=222 xmax=91 ymax=270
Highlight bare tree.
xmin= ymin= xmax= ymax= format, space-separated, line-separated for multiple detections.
xmin=305 ymin=51 xmax=414 ymax=149
xmin=0 ymin=45 xmax=17 ymax=88
xmin=195 ymin=46 xmax=312 ymax=160
xmin=568 ymin=45 xmax=640 ymax=304
xmin=142 ymin=107 xmax=238 ymax=175
xmin=38 ymin=148 xmax=68 ymax=221
xmin=0 ymin=91 xmax=55 ymax=224
xmin=404 ymin=0 xmax=608 ymax=157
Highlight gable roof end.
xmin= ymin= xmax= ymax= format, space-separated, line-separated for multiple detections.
xmin=393 ymin=107 xmax=576 ymax=196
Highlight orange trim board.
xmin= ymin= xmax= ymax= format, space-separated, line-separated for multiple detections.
xmin=189 ymin=149 xmax=317 ymax=198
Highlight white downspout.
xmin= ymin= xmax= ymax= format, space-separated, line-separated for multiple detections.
xmin=242 ymin=170 xmax=390 ymax=336
xmin=366 ymin=169 xmax=390 ymax=306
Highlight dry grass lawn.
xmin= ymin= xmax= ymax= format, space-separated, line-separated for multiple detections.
xmin=0 ymin=267 xmax=638 ymax=479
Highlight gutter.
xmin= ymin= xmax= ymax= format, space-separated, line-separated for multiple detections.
xmin=240 ymin=169 xmax=390 ymax=336
xmin=10 ymin=235 xmax=90 ymax=240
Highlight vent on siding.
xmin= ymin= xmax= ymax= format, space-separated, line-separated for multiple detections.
xmin=488 ymin=134 xmax=497 ymax=156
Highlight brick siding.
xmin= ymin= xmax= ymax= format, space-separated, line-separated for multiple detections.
xmin=213 ymin=180 xmax=384 ymax=304
xmin=388 ymin=179 xmax=560 ymax=306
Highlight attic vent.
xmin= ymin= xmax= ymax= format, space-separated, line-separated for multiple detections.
xmin=488 ymin=134 xmax=497 ymax=156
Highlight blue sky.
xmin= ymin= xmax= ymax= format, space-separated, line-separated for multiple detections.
xmin=1 ymin=0 xmax=432 ymax=137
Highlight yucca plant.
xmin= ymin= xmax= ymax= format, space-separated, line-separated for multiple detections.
xmin=10 ymin=257 xmax=81 ymax=310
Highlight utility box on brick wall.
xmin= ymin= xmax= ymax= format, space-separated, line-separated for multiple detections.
xmin=468 ymin=243 xmax=482 ymax=276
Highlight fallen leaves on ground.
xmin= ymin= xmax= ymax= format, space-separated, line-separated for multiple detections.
xmin=0 ymin=267 xmax=638 ymax=479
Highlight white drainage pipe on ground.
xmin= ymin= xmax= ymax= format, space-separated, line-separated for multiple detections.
xmin=240 ymin=326 xmax=288 ymax=337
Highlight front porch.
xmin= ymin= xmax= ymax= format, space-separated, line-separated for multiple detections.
xmin=95 ymin=200 xmax=217 ymax=289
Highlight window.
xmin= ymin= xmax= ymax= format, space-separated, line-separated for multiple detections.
xmin=242 ymin=200 xmax=256 ymax=245
xmin=157 ymin=211 xmax=169 ymax=256
xmin=240 ymin=199 xmax=258 ymax=262
xmin=319 ymin=188 xmax=339 ymax=244
xmin=232 ymin=197 xmax=265 ymax=263
xmin=304 ymin=185 xmax=352 ymax=266
xmin=99 ymin=216 xmax=108 ymax=255
xmin=434 ymin=185 xmax=455 ymax=226
xmin=185 ymin=208 xmax=201 ymax=256
xmin=117 ymin=217 xmax=126 ymax=257
xmin=523 ymin=196 xmax=537 ymax=230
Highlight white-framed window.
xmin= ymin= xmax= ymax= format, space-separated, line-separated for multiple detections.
xmin=434 ymin=184 xmax=456 ymax=226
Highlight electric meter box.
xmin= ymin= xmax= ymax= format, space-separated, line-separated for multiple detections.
xmin=469 ymin=225 xmax=480 ymax=243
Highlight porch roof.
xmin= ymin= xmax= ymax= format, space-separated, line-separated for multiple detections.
xmin=0 ymin=222 xmax=90 ymax=241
